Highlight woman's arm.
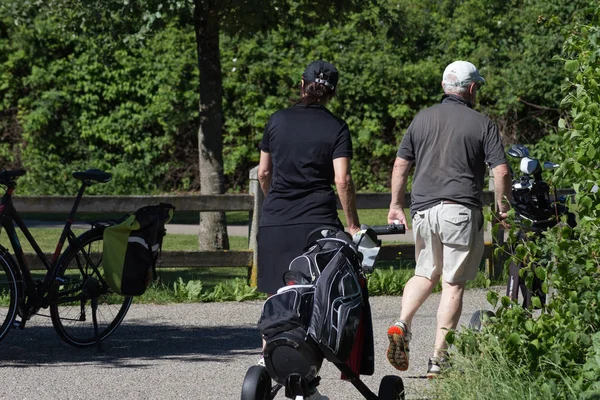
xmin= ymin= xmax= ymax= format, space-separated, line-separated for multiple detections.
xmin=257 ymin=150 xmax=272 ymax=197
xmin=333 ymin=157 xmax=360 ymax=235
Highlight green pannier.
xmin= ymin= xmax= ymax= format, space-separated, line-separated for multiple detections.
xmin=103 ymin=203 xmax=175 ymax=296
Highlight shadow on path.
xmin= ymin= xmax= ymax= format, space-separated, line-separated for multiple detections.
xmin=0 ymin=322 xmax=261 ymax=368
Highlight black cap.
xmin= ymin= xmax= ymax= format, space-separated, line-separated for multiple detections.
xmin=302 ymin=60 xmax=338 ymax=90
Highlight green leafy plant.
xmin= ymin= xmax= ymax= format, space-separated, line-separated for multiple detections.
xmin=367 ymin=267 xmax=413 ymax=296
xmin=169 ymin=277 xmax=266 ymax=302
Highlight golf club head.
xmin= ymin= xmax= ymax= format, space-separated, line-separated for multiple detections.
xmin=507 ymin=144 xmax=530 ymax=158
xmin=520 ymin=157 xmax=541 ymax=175
xmin=543 ymin=161 xmax=560 ymax=169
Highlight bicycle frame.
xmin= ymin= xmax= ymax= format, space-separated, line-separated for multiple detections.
xmin=0 ymin=183 xmax=88 ymax=310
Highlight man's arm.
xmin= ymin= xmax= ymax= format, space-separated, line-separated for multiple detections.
xmin=492 ymin=163 xmax=512 ymax=221
xmin=257 ymin=150 xmax=272 ymax=197
xmin=333 ymin=157 xmax=360 ymax=235
xmin=388 ymin=157 xmax=413 ymax=225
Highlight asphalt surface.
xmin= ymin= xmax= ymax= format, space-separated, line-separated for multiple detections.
xmin=0 ymin=289 xmax=499 ymax=400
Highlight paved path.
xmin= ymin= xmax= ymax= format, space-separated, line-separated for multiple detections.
xmin=0 ymin=289 xmax=498 ymax=400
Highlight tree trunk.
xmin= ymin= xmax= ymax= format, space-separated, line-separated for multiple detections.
xmin=193 ymin=0 xmax=229 ymax=251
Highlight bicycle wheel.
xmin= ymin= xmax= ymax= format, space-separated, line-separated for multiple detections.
xmin=0 ymin=250 xmax=19 ymax=342
xmin=50 ymin=227 xmax=133 ymax=347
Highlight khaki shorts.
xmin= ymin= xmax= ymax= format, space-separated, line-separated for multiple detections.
xmin=412 ymin=202 xmax=484 ymax=283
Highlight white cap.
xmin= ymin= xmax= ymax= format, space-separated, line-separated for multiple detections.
xmin=442 ymin=60 xmax=486 ymax=88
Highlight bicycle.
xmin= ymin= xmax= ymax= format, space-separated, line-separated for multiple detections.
xmin=0 ymin=169 xmax=132 ymax=347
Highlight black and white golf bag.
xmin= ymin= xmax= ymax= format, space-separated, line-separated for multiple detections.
xmin=257 ymin=228 xmax=374 ymax=386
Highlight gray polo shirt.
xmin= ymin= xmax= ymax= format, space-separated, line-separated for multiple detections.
xmin=397 ymin=95 xmax=506 ymax=212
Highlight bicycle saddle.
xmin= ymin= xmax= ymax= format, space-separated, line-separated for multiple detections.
xmin=0 ymin=169 xmax=26 ymax=185
xmin=73 ymin=169 xmax=112 ymax=184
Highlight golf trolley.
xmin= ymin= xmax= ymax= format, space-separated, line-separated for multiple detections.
xmin=241 ymin=224 xmax=406 ymax=400
xmin=470 ymin=144 xmax=576 ymax=329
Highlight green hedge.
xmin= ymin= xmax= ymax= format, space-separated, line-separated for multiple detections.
xmin=0 ymin=0 xmax=593 ymax=194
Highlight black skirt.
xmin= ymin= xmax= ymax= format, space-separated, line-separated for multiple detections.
xmin=257 ymin=222 xmax=341 ymax=294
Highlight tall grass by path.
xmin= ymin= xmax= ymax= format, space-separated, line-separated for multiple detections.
xmin=428 ymin=335 xmax=575 ymax=400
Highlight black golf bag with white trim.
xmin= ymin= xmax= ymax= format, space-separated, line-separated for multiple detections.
xmin=257 ymin=228 xmax=373 ymax=388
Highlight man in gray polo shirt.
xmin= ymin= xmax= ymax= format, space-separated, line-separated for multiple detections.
xmin=385 ymin=61 xmax=511 ymax=377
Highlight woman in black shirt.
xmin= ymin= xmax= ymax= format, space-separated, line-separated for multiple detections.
xmin=256 ymin=60 xmax=361 ymax=294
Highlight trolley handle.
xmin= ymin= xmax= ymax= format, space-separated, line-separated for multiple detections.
xmin=368 ymin=223 xmax=405 ymax=236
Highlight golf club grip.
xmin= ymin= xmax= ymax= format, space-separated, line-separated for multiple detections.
xmin=370 ymin=224 xmax=405 ymax=235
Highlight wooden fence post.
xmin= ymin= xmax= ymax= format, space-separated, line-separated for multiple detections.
xmin=248 ymin=166 xmax=264 ymax=287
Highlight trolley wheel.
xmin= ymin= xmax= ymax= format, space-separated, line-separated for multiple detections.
xmin=241 ymin=365 xmax=272 ymax=400
xmin=378 ymin=375 xmax=405 ymax=400
xmin=469 ymin=310 xmax=495 ymax=331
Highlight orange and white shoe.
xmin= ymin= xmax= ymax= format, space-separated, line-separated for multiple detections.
xmin=386 ymin=321 xmax=410 ymax=371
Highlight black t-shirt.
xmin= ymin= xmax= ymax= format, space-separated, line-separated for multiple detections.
xmin=259 ymin=103 xmax=352 ymax=227
xmin=397 ymin=95 xmax=506 ymax=212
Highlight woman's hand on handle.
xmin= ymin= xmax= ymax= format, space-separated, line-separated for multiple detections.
xmin=347 ymin=225 xmax=361 ymax=236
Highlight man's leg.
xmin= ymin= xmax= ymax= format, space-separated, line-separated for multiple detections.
xmin=387 ymin=274 xmax=440 ymax=371
xmin=399 ymin=274 xmax=440 ymax=329
xmin=433 ymin=278 xmax=466 ymax=358
xmin=387 ymin=207 xmax=443 ymax=371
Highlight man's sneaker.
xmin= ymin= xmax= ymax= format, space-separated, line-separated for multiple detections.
xmin=386 ymin=320 xmax=410 ymax=371
xmin=305 ymin=388 xmax=329 ymax=400
xmin=426 ymin=356 xmax=449 ymax=378
xmin=257 ymin=355 xmax=265 ymax=367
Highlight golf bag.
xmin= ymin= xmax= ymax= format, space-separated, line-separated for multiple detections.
xmin=257 ymin=229 xmax=373 ymax=386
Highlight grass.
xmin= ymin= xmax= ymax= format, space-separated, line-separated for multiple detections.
xmin=428 ymin=337 xmax=550 ymax=400
xmin=343 ymin=208 xmax=413 ymax=229
xmin=162 ymin=234 xmax=249 ymax=251
xmin=0 ymin=227 xmax=249 ymax=253
xmin=0 ymin=228 xmax=89 ymax=253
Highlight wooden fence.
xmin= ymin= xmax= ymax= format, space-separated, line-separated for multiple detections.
xmin=13 ymin=167 xmax=573 ymax=284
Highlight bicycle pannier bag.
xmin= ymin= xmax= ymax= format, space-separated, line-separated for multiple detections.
xmin=103 ymin=203 xmax=174 ymax=296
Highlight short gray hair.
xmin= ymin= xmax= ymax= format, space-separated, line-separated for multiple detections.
xmin=442 ymin=74 xmax=469 ymax=95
